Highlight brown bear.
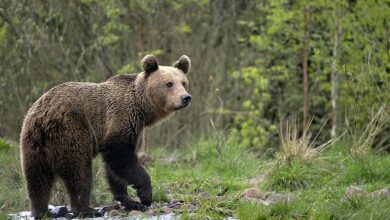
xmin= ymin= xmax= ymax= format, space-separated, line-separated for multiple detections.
xmin=20 ymin=55 xmax=191 ymax=218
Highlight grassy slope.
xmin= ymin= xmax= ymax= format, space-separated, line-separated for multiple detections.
xmin=0 ymin=137 xmax=390 ymax=219
xmin=148 ymin=138 xmax=390 ymax=219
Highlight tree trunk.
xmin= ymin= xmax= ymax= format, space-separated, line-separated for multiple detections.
xmin=331 ymin=7 xmax=341 ymax=138
xmin=302 ymin=5 xmax=311 ymax=127
xmin=138 ymin=20 xmax=145 ymax=53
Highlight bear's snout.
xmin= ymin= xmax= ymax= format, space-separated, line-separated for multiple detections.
xmin=181 ymin=95 xmax=192 ymax=107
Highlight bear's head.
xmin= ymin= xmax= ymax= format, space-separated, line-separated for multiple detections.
xmin=141 ymin=54 xmax=191 ymax=115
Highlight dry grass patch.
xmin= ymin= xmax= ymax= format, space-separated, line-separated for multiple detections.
xmin=276 ymin=117 xmax=335 ymax=165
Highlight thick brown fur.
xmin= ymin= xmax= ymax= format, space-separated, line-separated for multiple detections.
xmin=20 ymin=55 xmax=191 ymax=218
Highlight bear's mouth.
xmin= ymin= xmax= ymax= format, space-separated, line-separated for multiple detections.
xmin=174 ymin=103 xmax=190 ymax=111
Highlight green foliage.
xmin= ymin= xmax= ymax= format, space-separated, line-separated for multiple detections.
xmin=0 ymin=0 xmax=388 ymax=152
xmin=90 ymin=157 xmax=112 ymax=205
xmin=338 ymin=153 xmax=390 ymax=186
xmin=0 ymin=138 xmax=12 ymax=152
xmin=266 ymin=160 xmax=313 ymax=191
xmin=117 ymin=63 xmax=136 ymax=75
xmin=152 ymin=185 xmax=169 ymax=203
xmin=328 ymin=195 xmax=390 ymax=219
xmin=0 ymin=0 xmax=242 ymax=149
xmin=0 ymin=148 xmax=28 ymax=212
xmin=183 ymin=135 xmax=265 ymax=179
xmin=236 ymin=203 xmax=267 ymax=220
xmin=231 ymin=67 xmax=276 ymax=149
xmin=230 ymin=0 xmax=389 ymax=149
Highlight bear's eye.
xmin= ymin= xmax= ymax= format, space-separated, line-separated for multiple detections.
xmin=182 ymin=81 xmax=186 ymax=87
xmin=166 ymin=82 xmax=173 ymax=88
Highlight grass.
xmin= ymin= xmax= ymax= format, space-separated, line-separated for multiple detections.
xmin=0 ymin=131 xmax=390 ymax=219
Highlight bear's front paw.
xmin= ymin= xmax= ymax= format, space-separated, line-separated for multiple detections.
xmin=122 ymin=200 xmax=149 ymax=212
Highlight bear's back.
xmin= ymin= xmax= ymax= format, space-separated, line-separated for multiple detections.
xmin=28 ymin=81 xmax=107 ymax=121
xmin=21 ymin=81 xmax=110 ymax=150
xmin=21 ymin=74 xmax=140 ymax=152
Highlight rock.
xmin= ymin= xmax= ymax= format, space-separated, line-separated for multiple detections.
xmin=370 ymin=188 xmax=390 ymax=199
xmin=65 ymin=209 xmax=102 ymax=218
xmin=159 ymin=206 xmax=173 ymax=214
xmin=9 ymin=211 xmax=31 ymax=219
xmin=129 ymin=210 xmax=143 ymax=216
xmin=49 ymin=206 xmax=68 ymax=217
xmin=265 ymin=193 xmax=295 ymax=204
xmin=168 ymin=200 xmax=184 ymax=209
xmin=98 ymin=203 xmax=121 ymax=215
xmin=241 ymin=187 xmax=266 ymax=200
xmin=180 ymin=203 xmax=197 ymax=212
xmin=64 ymin=213 xmax=75 ymax=219
xmin=108 ymin=209 xmax=121 ymax=217
xmin=345 ymin=186 xmax=369 ymax=199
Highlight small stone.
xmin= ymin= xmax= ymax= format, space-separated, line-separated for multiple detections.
xmin=168 ymin=200 xmax=183 ymax=209
xmin=265 ymin=193 xmax=295 ymax=204
xmin=15 ymin=211 xmax=31 ymax=218
xmin=180 ymin=203 xmax=197 ymax=211
xmin=50 ymin=206 xmax=68 ymax=217
xmin=129 ymin=210 xmax=143 ymax=216
xmin=98 ymin=203 xmax=121 ymax=216
xmin=345 ymin=186 xmax=369 ymax=199
xmin=370 ymin=188 xmax=390 ymax=199
xmin=159 ymin=206 xmax=172 ymax=214
xmin=241 ymin=187 xmax=266 ymax=200
xmin=64 ymin=213 xmax=75 ymax=219
xmin=147 ymin=209 xmax=158 ymax=215
xmin=108 ymin=209 xmax=121 ymax=217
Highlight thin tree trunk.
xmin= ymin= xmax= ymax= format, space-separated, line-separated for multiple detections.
xmin=302 ymin=5 xmax=311 ymax=127
xmin=138 ymin=22 xmax=145 ymax=53
xmin=331 ymin=7 xmax=341 ymax=138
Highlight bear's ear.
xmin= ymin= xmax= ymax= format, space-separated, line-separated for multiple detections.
xmin=173 ymin=55 xmax=191 ymax=74
xmin=142 ymin=54 xmax=159 ymax=75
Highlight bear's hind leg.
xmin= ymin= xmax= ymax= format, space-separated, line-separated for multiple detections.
xmin=59 ymin=159 xmax=99 ymax=217
xmin=55 ymin=115 xmax=101 ymax=217
xmin=24 ymin=160 xmax=55 ymax=219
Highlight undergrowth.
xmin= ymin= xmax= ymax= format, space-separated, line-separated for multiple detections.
xmin=0 ymin=131 xmax=390 ymax=219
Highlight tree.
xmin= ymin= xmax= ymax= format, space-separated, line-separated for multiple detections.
xmin=302 ymin=4 xmax=312 ymax=127
xmin=330 ymin=4 xmax=341 ymax=138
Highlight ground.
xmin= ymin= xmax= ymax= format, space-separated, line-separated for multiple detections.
xmin=1 ymin=135 xmax=390 ymax=219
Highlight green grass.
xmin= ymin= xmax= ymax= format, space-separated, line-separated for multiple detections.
xmin=0 ymin=146 xmax=28 ymax=213
xmin=1 ymin=136 xmax=390 ymax=219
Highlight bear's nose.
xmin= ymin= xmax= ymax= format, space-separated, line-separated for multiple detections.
xmin=182 ymin=95 xmax=192 ymax=106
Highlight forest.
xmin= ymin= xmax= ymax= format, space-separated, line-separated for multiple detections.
xmin=0 ymin=0 xmax=389 ymax=219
